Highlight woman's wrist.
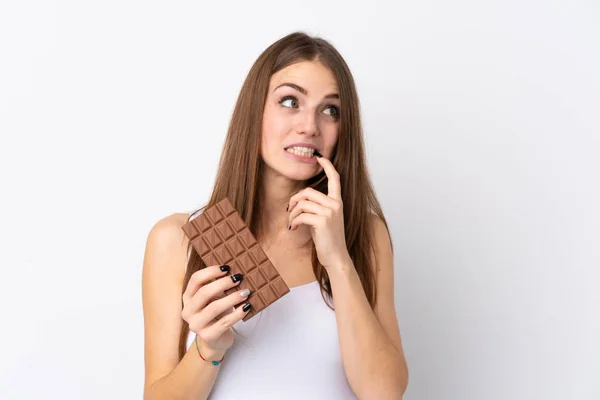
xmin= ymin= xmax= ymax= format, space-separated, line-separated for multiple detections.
xmin=194 ymin=335 xmax=227 ymax=362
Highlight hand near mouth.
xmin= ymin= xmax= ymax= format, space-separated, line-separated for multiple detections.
xmin=285 ymin=155 xmax=351 ymax=271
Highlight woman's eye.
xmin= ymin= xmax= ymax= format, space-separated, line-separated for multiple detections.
xmin=279 ymin=97 xmax=299 ymax=108
xmin=323 ymin=105 xmax=340 ymax=119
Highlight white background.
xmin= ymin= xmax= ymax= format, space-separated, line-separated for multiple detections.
xmin=1 ymin=1 xmax=598 ymax=399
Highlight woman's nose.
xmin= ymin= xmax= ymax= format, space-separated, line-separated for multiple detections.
xmin=296 ymin=110 xmax=319 ymax=137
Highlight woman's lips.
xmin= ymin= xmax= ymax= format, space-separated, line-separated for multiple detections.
xmin=283 ymin=148 xmax=319 ymax=164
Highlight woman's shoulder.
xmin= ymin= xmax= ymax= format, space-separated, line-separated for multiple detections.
xmin=144 ymin=212 xmax=192 ymax=277
xmin=148 ymin=212 xmax=191 ymax=240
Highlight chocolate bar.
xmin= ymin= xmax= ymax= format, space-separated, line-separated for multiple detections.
xmin=181 ymin=197 xmax=289 ymax=321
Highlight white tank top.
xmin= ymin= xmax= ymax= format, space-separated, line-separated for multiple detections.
xmin=184 ymin=209 xmax=356 ymax=399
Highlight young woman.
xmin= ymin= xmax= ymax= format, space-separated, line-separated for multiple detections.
xmin=142 ymin=31 xmax=408 ymax=399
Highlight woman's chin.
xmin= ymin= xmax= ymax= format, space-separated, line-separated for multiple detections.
xmin=261 ymin=159 xmax=320 ymax=181
xmin=283 ymin=171 xmax=315 ymax=182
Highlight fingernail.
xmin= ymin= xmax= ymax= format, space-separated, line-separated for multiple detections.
xmin=315 ymin=151 xmax=322 ymax=158
xmin=220 ymin=265 xmax=230 ymax=272
xmin=285 ymin=204 xmax=289 ymax=212
xmin=288 ymin=225 xmax=291 ymax=230
xmin=240 ymin=289 xmax=250 ymax=297
xmin=242 ymin=303 xmax=252 ymax=312
xmin=231 ymin=273 xmax=243 ymax=283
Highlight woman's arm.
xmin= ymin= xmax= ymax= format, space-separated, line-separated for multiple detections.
xmin=329 ymin=215 xmax=409 ymax=399
xmin=142 ymin=214 xmax=224 ymax=400
xmin=144 ymin=343 xmax=224 ymax=400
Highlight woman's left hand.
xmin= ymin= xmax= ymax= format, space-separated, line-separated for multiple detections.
xmin=287 ymin=156 xmax=352 ymax=271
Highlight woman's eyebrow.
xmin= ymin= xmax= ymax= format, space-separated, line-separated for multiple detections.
xmin=274 ymin=82 xmax=339 ymax=100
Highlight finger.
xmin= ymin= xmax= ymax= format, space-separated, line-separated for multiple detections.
xmin=182 ymin=265 xmax=230 ymax=304
xmin=289 ymin=212 xmax=324 ymax=231
xmin=288 ymin=187 xmax=336 ymax=214
xmin=198 ymin=303 xmax=252 ymax=342
xmin=187 ymin=272 xmax=244 ymax=314
xmin=287 ymin=200 xmax=329 ymax=229
xmin=316 ymin=156 xmax=342 ymax=201
xmin=193 ymin=288 xmax=251 ymax=329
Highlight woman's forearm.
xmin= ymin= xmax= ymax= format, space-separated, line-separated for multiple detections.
xmin=329 ymin=260 xmax=408 ymax=399
xmin=144 ymin=340 xmax=224 ymax=400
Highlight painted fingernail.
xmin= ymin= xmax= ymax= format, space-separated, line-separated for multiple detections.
xmin=231 ymin=273 xmax=243 ymax=283
xmin=240 ymin=289 xmax=250 ymax=297
xmin=242 ymin=303 xmax=252 ymax=312
xmin=288 ymin=225 xmax=291 ymax=230
xmin=315 ymin=151 xmax=323 ymax=158
xmin=286 ymin=204 xmax=289 ymax=212
xmin=220 ymin=265 xmax=230 ymax=272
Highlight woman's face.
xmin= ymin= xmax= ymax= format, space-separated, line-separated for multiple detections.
xmin=260 ymin=60 xmax=341 ymax=182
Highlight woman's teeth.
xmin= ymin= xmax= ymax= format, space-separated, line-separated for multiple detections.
xmin=286 ymin=146 xmax=316 ymax=158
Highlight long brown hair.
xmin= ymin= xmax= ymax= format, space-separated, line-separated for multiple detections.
xmin=178 ymin=31 xmax=392 ymax=359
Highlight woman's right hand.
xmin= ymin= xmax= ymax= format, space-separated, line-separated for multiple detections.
xmin=181 ymin=265 xmax=251 ymax=359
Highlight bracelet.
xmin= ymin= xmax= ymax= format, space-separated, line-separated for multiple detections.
xmin=194 ymin=335 xmax=224 ymax=366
